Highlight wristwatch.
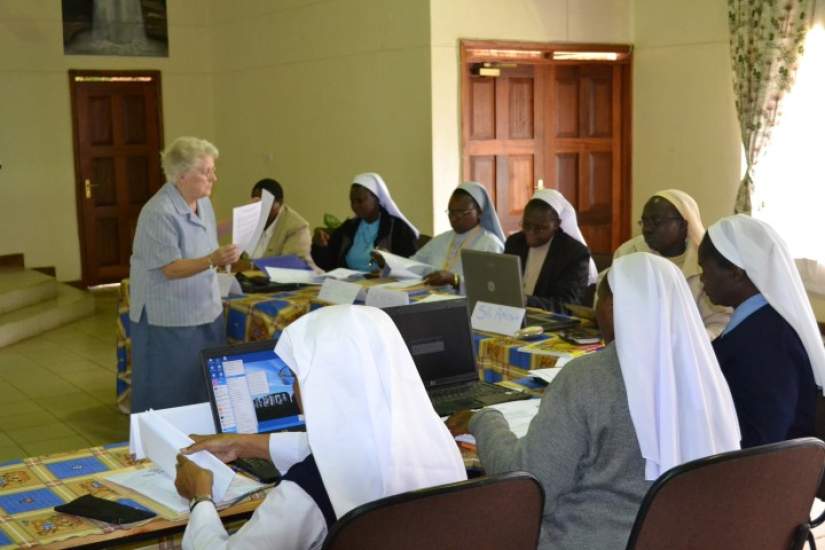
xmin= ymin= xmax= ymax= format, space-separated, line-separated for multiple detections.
xmin=189 ymin=495 xmax=215 ymax=512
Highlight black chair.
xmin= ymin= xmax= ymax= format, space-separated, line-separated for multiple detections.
xmin=626 ymin=437 xmax=825 ymax=550
xmin=322 ymin=472 xmax=544 ymax=550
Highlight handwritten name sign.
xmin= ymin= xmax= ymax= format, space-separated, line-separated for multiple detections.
xmin=471 ymin=301 xmax=525 ymax=336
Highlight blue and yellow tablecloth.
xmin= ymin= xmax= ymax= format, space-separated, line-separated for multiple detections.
xmin=116 ymin=280 xmax=586 ymax=412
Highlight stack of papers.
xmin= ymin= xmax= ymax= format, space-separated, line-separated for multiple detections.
xmin=128 ymin=411 xmax=236 ymax=502
xmin=264 ymin=267 xmax=322 ymax=285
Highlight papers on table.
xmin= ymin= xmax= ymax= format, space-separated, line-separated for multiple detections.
xmin=365 ymin=287 xmax=410 ymax=308
xmin=137 ymin=411 xmax=235 ymax=501
xmin=378 ymin=251 xmax=433 ymax=279
xmin=320 ymin=268 xmax=365 ymax=280
xmin=486 ymin=399 xmax=541 ymax=438
xmin=233 ymin=190 xmax=274 ymax=255
xmin=265 ymin=266 xmax=322 ymax=285
xmin=415 ymin=293 xmax=462 ymax=303
xmin=217 ymin=272 xmax=243 ymax=297
xmin=529 ymin=360 xmax=572 ymax=385
xmin=451 ymin=398 xmax=541 ymax=444
xmin=317 ymin=278 xmax=362 ymax=304
xmin=106 ymin=466 xmax=264 ymax=516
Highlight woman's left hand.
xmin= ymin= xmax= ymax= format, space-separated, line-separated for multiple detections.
xmin=424 ymin=270 xmax=456 ymax=288
xmin=446 ymin=410 xmax=475 ymax=436
xmin=174 ymin=454 xmax=213 ymax=500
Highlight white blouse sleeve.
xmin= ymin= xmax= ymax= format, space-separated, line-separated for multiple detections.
xmin=182 ymin=481 xmax=327 ymax=550
xmin=267 ymin=432 xmax=311 ymax=472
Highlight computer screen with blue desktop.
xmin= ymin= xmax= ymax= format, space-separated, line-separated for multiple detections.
xmin=202 ymin=341 xmax=305 ymax=435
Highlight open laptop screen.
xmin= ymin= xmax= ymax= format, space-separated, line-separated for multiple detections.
xmin=383 ymin=299 xmax=477 ymax=387
xmin=202 ymin=341 xmax=304 ymax=434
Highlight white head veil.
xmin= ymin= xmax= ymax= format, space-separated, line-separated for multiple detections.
xmin=274 ymin=305 xmax=466 ymax=518
xmin=652 ymin=189 xmax=705 ymax=249
xmin=608 ymin=253 xmax=741 ymax=480
xmin=456 ymin=181 xmax=506 ymax=243
xmin=353 ymin=172 xmax=419 ymax=238
xmin=707 ymin=215 xmax=825 ymax=394
xmin=532 ymin=188 xmax=598 ymax=285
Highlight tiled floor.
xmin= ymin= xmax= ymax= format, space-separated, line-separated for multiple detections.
xmin=0 ymin=288 xmax=126 ymax=461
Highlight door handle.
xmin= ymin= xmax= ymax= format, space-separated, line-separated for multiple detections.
xmin=84 ymin=179 xmax=99 ymax=199
xmin=535 ymin=178 xmax=544 ymax=191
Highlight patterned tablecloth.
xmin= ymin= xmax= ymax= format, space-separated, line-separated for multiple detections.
xmin=116 ymin=279 xmax=595 ymax=412
xmin=0 ymin=444 xmax=258 ymax=549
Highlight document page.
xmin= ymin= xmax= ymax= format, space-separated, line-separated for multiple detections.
xmin=138 ymin=411 xmax=235 ymax=501
xmin=378 ymin=251 xmax=433 ymax=279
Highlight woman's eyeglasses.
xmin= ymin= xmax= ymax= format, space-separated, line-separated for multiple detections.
xmin=638 ymin=216 xmax=681 ymax=229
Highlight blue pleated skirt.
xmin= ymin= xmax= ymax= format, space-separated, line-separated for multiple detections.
xmin=130 ymin=310 xmax=225 ymax=413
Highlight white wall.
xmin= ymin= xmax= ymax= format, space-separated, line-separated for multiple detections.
xmin=207 ymin=0 xmax=433 ymax=234
xmin=632 ymin=0 xmax=742 ymax=231
xmin=0 ymin=1 xmax=215 ymax=281
xmin=429 ymin=0 xmax=632 ymax=233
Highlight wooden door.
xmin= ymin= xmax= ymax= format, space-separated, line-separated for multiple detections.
xmin=462 ymin=65 xmax=543 ymax=234
xmin=546 ymin=64 xmax=625 ymax=255
xmin=69 ymin=70 xmax=164 ymax=286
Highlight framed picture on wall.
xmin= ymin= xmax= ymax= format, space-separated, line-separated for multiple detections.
xmin=62 ymin=0 xmax=169 ymax=57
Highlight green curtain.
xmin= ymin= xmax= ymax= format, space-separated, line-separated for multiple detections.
xmin=728 ymin=0 xmax=813 ymax=213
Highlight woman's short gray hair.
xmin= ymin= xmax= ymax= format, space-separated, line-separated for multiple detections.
xmin=161 ymin=136 xmax=219 ymax=182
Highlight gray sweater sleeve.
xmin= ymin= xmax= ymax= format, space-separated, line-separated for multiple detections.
xmin=469 ymin=366 xmax=588 ymax=517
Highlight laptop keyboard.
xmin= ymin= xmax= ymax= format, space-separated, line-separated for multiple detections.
xmin=431 ymin=383 xmax=525 ymax=416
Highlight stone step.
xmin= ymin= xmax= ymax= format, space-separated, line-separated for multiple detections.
xmin=0 ymin=269 xmax=58 ymax=315
xmin=0 ymin=284 xmax=95 ymax=348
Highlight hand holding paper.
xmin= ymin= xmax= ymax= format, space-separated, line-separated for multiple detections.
xmin=375 ymin=250 xmax=432 ymax=279
xmin=138 ymin=411 xmax=235 ymax=501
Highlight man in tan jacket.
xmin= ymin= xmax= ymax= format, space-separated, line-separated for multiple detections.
xmin=249 ymin=178 xmax=312 ymax=260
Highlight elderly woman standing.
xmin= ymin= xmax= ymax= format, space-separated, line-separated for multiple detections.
xmin=129 ymin=137 xmax=240 ymax=413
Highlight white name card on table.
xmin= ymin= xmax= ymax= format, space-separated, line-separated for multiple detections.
xmin=317 ymin=278 xmax=362 ymax=304
xmin=471 ymin=301 xmax=525 ymax=336
xmin=265 ymin=266 xmax=321 ymax=285
xmin=138 ymin=410 xmax=235 ymax=501
xmin=365 ymin=287 xmax=410 ymax=308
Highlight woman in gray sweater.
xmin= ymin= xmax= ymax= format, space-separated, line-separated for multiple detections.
xmin=448 ymin=252 xmax=740 ymax=550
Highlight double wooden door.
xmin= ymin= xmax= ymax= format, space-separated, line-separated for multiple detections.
xmin=461 ymin=45 xmax=631 ymax=257
xmin=69 ymin=70 xmax=164 ymax=286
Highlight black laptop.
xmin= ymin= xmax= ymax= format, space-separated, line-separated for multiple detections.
xmin=383 ymin=298 xmax=530 ymax=416
xmin=201 ymin=340 xmax=305 ymax=482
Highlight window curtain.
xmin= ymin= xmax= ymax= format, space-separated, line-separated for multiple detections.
xmin=728 ymin=0 xmax=814 ymax=213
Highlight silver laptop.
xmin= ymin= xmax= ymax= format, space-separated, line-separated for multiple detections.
xmin=461 ymin=249 xmax=580 ymax=332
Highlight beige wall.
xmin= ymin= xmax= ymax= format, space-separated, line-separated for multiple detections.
xmin=0 ymin=0 xmax=215 ymax=281
xmin=207 ymin=0 xmax=433 ymax=235
xmin=429 ymin=0 xmax=632 ymax=233
xmin=632 ymin=0 xmax=741 ymax=231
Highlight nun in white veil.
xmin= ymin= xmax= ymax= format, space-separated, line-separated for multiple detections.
xmin=311 ymin=172 xmax=419 ymax=271
xmin=452 ymin=252 xmax=739 ymax=550
xmin=612 ymin=189 xmax=731 ymax=338
xmin=177 ymin=305 xmax=466 ymax=550
xmin=412 ymin=181 xmax=505 ymax=289
xmin=699 ymin=214 xmax=822 ymax=448
xmin=503 ymin=188 xmax=596 ymax=312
